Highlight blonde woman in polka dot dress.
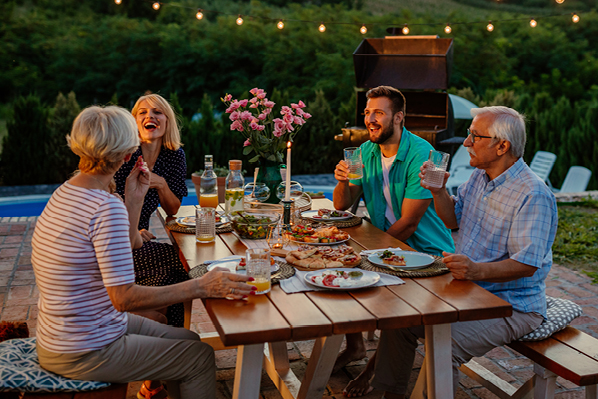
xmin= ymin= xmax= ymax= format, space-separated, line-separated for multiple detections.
xmin=115 ymin=93 xmax=189 ymax=329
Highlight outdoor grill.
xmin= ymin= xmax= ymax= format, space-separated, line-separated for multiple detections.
xmin=337 ymin=34 xmax=456 ymax=149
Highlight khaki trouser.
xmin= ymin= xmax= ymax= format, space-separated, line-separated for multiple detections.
xmin=37 ymin=313 xmax=215 ymax=399
xmin=371 ymin=310 xmax=543 ymax=397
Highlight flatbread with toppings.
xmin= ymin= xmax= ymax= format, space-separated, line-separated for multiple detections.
xmin=285 ymin=244 xmax=362 ymax=270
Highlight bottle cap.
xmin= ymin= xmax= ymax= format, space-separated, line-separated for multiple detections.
xmin=229 ymin=160 xmax=242 ymax=170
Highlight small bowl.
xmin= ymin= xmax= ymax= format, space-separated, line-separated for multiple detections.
xmin=231 ymin=212 xmax=280 ymax=240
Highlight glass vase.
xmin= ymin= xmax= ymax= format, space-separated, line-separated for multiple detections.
xmin=256 ymin=159 xmax=283 ymax=204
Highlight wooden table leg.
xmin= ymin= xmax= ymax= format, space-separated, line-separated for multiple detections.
xmin=297 ymin=334 xmax=344 ymax=399
xmin=425 ymin=324 xmax=453 ymax=399
xmin=232 ymin=343 xmax=265 ymax=399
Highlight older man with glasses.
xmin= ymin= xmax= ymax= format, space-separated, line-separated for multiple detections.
xmin=366 ymin=106 xmax=558 ymax=399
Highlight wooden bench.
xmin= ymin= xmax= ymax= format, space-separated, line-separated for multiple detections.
xmin=3 ymin=383 xmax=128 ymax=399
xmin=460 ymin=326 xmax=598 ymax=399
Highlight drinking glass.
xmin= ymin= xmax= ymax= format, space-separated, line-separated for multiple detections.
xmin=244 ymin=182 xmax=271 ymax=203
xmin=267 ymin=223 xmax=286 ymax=250
xmin=423 ymin=150 xmax=450 ymax=189
xmin=344 ymin=147 xmax=363 ymax=180
xmin=276 ymin=181 xmax=304 ymax=201
xmin=245 ymin=248 xmax=271 ymax=295
xmin=195 ymin=206 xmax=215 ymax=244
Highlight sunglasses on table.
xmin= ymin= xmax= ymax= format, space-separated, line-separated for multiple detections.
xmin=467 ymin=129 xmax=494 ymax=143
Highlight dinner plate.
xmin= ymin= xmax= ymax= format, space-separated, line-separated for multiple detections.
xmin=304 ymin=268 xmax=380 ymax=290
xmin=301 ymin=210 xmax=354 ymax=221
xmin=176 ymin=214 xmax=230 ymax=228
xmin=368 ymin=250 xmax=435 ymax=270
xmin=289 ymin=236 xmax=350 ymax=246
xmin=207 ymin=256 xmax=280 ymax=274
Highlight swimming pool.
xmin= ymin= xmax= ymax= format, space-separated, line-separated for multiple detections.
xmin=0 ymin=186 xmax=334 ymax=217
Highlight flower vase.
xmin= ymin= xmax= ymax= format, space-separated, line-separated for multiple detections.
xmin=256 ymin=160 xmax=283 ymax=204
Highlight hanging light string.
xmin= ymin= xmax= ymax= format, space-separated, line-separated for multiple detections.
xmin=116 ymin=0 xmax=583 ymax=33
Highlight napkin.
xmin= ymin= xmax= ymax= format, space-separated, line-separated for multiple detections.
xmin=280 ymin=270 xmax=404 ymax=294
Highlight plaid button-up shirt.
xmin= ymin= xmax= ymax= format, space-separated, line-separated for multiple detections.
xmin=454 ymin=158 xmax=558 ymax=318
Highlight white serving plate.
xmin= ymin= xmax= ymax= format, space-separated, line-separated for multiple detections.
xmin=207 ymin=256 xmax=279 ymax=274
xmin=368 ymin=250 xmax=435 ymax=270
xmin=289 ymin=236 xmax=350 ymax=246
xmin=301 ymin=210 xmax=354 ymax=221
xmin=304 ymin=268 xmax=380 ymax=290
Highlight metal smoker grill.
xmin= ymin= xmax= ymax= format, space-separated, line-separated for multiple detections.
xmin=337 ymin=35 xmax=456 ymax=149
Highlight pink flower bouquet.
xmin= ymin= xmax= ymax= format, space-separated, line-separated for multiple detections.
xmin=221 ymin=88 xmax=311 ymax=163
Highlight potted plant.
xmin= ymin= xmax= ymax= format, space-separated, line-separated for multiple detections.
xmin=191 ymin=164 xmax=228 ymax=203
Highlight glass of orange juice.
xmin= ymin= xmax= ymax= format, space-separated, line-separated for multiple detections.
xmin=246 ymin=248 xmax=271 ymax=294
xmin=199 ymin=193 xmax=219 ymax=209
xmin=195 ymin=206 xmax=215 ymax=244
xmin=344 ymin=147 xmax=363 ymax=180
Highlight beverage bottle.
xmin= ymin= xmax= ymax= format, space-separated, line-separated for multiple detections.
xmin=199 ymin=155 xmax=219 ymax=209
xmin=225 ymin=160 xmax=245 ymax=215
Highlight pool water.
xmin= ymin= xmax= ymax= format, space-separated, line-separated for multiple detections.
xmin=0 ymin=189 xmax=334 ymax=217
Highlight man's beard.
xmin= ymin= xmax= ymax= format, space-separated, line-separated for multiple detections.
xmin=369 ymin=123 xmax=394 ymax=144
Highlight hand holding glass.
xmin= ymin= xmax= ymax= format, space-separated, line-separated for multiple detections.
xmin=195 ymin=206 xmax=215 ymax=244
xmin=344 ymin=147 xmax=363 ymax=180
xmin=423 ymin=150 xmax=450 ymax=189
xmin=246 ymin=248 xmax=271 ymax=294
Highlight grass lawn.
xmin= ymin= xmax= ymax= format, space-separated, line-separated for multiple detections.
xmin=554 ymin=200 xmax=598 ymax=281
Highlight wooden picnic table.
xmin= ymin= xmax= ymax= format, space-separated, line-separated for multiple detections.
xmin=157 ymin=199 xmax=512 ymax=399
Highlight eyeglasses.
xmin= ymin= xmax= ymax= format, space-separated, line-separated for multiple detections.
xmin=467 ymin=129 xmax=493 ymax=143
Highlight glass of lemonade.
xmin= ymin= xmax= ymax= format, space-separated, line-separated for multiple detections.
xmin=423 ymin=150 xmax=450 ymax=189
xmin=245 ymin=248 xmax=271 ymax=294
xmin=344 ymin=147 xmax=363 ymax=180
xmin=195 ymin=206 xmax=215 ymax=244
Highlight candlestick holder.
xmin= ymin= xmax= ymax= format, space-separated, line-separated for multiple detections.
xmin=282 ymin=200 xmax=293 ymax=231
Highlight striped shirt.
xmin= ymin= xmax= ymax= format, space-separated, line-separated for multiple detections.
xmin=453 ymin=158 xmax=558 ymax=317
xmin=31 ymin=182 xmax=135 ymax=353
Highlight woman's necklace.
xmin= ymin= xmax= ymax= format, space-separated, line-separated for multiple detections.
xmin=86 ymin=174 xmax=108 ymax=191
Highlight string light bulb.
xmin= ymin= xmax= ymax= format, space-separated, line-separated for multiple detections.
xmin=444 ymin=24 xmax=451 ymax=34
xmin=318 ymin=23 xmax=326 ymax=32
xmin=572 ymin=13 xmax=580 ymax=23
xmin=277 ymin=20 xmax=284 ymax=29
xmin=555 ymin=0 xmax=564 ymax=3
xmin=152 ymin=2 xmax=160 ymax=10
xmin=402 ymin=24 xmax=409 ymax=35
xmin=114 ymin=0 xmax=122 ymax=4
xmin=196 ymin=10 xmax=203 ymax=20
xmin=360 ymin=24 xmax=367 ymax=34
xmin=487 ymin=21 xmax=494 ymax=32
xmin=236 ymin=15 xmax=244 ymax=25
xmin=530 ymin=19 xmax=537 ymax=28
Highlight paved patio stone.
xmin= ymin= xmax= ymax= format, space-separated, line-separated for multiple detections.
xmin=0 ymin=213 xmax=597 ymax=399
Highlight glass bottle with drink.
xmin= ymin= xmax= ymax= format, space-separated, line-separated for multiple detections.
xmin=200 ymin=155 xmax=219 ymax=209
xmin=225 ymin=160 xmax=244 ymax=215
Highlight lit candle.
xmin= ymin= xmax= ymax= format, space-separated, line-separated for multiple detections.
xmin=285 ymin=141 xmax=291 ymax=201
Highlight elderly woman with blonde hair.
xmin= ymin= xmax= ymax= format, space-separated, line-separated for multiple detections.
xmin=31 ymin=105 xmax=254 ymax=399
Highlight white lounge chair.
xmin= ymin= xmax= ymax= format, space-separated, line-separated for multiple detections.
xmin=529 ymin=151 xmax=557 ymax=188
xmin=555 ymin=166 xmax=592 ymax=193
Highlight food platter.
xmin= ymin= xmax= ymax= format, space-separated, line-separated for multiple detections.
xmin=288 ymin=236 xmax=350 ymax=246
xmin=207 ymin=256 xmax=280 ymax=274
xmin=176 ymin=213 xmax=230 ymax=228
xmin=301 ymin=210 xmax=354 ymax=221
xmin=304 ymin=268 xmax=380 ymax=290
xmin=368 ymin=250 xmax=435 ymax=270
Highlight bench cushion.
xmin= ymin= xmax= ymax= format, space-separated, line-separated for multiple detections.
xmin=0 ymin=338 xmax=111 ymax=393
xmin=519 ymin=296 xmax=582 ymax=341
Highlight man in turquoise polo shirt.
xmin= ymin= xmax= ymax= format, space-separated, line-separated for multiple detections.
xmin=332 ymin=85 xmax=454 ymax=394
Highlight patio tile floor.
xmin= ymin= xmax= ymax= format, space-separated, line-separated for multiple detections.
xmin=1 ymin=213 xmax=597 ymax=399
